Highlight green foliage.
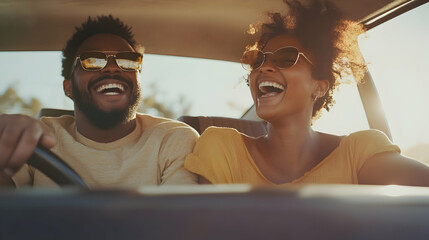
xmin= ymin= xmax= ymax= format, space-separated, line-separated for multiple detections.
xmin=0 ymin=84 xmax=190 ymax=120
xmin=0 ymin=87 xmax=42 ymax=117
xmin=138 ymin=83 xmax=191 ymax=119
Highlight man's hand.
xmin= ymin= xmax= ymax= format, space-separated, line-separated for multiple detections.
xmin=0 ymin=114 xmax=56 ymax=177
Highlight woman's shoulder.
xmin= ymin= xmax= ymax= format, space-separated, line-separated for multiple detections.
xmin=194 ymin=126 xmax=244 ymax=152
xmin=185 ymin=127 xmax=248 ymax=184
xmin=345 ymin=129 xmax=392 ymax=143
xmin=340 ymin=129 xmax=399 ymax=154
xmin=201 ymin=126 xmax=242 ymax=139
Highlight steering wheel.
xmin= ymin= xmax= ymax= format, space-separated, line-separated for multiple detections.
xmin=28 ymin=145 xmax=89 ymax=189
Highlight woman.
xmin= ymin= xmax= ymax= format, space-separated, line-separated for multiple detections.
xmin=185 ymin=0 xmax=429 ymax=186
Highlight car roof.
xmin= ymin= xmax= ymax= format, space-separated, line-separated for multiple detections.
xmin=0 ymin=0 xmax=409 ymax=62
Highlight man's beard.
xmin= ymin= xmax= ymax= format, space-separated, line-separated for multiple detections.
xmin=71 ymin=76 xmax=141 ymax=130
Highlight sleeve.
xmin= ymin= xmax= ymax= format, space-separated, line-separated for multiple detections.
xmin=158 ymin=125 xmax=200 ymax=185
xmin=184 ymin=127 xmax=235 ymax=184
xmin=11 ymin=164 xmax=34 ymax=188
xmin=348 ymin=129 xmax=401 ymax=171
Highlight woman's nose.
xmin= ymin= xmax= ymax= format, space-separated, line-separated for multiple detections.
xmin=259 ymin=54 xmax=277 ymax=73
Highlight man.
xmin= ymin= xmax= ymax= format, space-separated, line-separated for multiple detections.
xmin=0 ymin=15 xmax=199 ymax=187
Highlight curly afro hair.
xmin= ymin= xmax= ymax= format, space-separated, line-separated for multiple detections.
xmin=62 ymin=15 xmax=142 ymax=79
xmin=247 ymin=0 xmax=366 ymax=119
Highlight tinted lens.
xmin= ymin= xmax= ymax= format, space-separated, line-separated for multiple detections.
xmin=115 ymin=52 xmax=142 ymax=71
xmin=273 ymin=47 xmax=299 ymax=69
xmin=80 ymin=52 xmax=107 ymax=70
xmin=241 ymin=50 xmax=264 ymax=71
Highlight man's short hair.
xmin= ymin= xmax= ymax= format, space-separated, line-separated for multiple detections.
xmin=62 ymin=15 xmax=141 ymax=79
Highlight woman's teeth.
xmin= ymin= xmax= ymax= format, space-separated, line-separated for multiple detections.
xmin=258 ymin=81 xmax=285 ymax=95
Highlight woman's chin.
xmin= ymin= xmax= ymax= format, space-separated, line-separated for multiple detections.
xmin=256 ymin=108 xmax=277 ymax=123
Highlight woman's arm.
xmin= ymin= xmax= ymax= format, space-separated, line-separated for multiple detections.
xmin=358 ymin=151 xmax=429 ymax=186
xmin=198 ymin=176 xmax=212 ymax=184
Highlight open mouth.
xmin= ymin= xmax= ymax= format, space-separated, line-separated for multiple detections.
xmin=95 ymin=83 xmax=126 ymax=96
xmin=258 ymin=81 xmax=285 ymax=98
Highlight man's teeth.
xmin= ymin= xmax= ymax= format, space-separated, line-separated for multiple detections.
xmin=96 ymin=83 xmax=125 ymax=93
xmin=258 ymin=81 xmax=285 ymax=93
xmin=104 ymin=92 xmax=119 ymax=95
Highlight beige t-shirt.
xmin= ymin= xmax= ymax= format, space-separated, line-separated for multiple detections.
xmin=13 ymin=114 xmax=199 ymax=188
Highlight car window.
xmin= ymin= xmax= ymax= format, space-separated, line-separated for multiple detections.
xmin=358 ymin=3 xmax=429 ymax=165
xmin=0 ymin=51 xmax=370 ymax=136
xmin=0 ymin=48 xmax=370 ymax=136
xmin=0 ymin=52 xmax=253 ymax=119
xmin=312 ymin=80 xmax=369 ymax=136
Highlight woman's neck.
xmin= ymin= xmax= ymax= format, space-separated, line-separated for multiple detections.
xmin=264 ymin=121 xmax=319 ymax=165
xmin=244 ymin=118 xmax=322 ymax=184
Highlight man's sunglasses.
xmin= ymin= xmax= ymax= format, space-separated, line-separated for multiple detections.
xmin=70 ymin=51 xmax=143 ymax=76
xmin=241 ymin=46 xmax=313 ymax=71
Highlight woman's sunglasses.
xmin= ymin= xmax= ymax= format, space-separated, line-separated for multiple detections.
xmin=70 ymin=51 xmax=143 ymax=77
xmin=241 ymin=46 xmax=312 ymax=71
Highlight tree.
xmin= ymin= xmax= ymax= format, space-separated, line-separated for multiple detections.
xmin=138 ymin=83 xmax=191 ymax=119
xmin=0 ymin=87 xmax=42 ymax=118
xmin=0 ymin=84 xmax=191 ymax=120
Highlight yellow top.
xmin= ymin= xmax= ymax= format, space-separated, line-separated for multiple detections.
xmin=185 ymin=127 xmax=400 ymax=185
xmin=13 ymin=114 xmax=199 ymax=188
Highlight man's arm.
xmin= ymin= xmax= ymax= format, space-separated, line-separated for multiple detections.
xmin=358 ymin=151 xmax=429 ymax=186
xmin=0 ymin=114 xmax=56 ymax=177
xmin=159 ymin=126 xmax=200 ymax=185
xmin=0 ymin=172 xmax=15 ymax=186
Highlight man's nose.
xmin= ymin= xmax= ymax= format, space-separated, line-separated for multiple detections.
xmin=101 ymin=56 xmax=121 ymax=73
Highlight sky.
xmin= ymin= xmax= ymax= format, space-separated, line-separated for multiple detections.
xmin=0 ymin=52 xmax=252 ymax=118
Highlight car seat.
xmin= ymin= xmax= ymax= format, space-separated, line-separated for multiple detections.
xmin=178 ymin=115 xmax=267 ymax=137
xmin=37 ymin=108 xmax=74 ymax=119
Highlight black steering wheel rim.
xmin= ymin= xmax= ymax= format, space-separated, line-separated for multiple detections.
xmin=28 ymin=145 xmax=89 ymax=189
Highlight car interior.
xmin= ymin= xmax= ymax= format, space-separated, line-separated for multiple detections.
xmin=1 ymin=0 xmax=429 ymax=239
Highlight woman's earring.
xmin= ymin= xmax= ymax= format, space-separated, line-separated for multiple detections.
xmin=244 ymin=75 xmax=250 ymax=86
xmin=313 ymin=95 xmax=318 ymax=102
xmin=312 ymin=92 xmax=319 ymax=102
